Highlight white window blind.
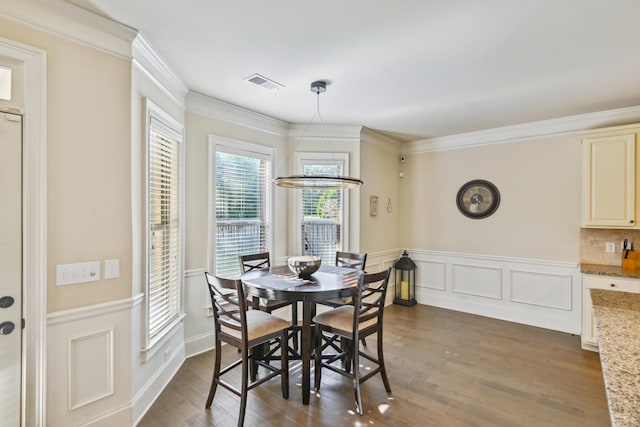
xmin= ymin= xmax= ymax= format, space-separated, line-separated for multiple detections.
xmin=215 ymin=148 xmax=271 ymax=278
xmin=147 ymin=111 xmax=182 ymax=344
xmin=300 ymin=162 xmax=343 ymax=263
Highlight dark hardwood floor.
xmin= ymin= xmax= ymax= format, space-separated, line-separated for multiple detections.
xmin=138 ymin=304 xmax=610 ymax=427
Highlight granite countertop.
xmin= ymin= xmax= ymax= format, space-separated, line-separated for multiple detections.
xmin=581 ymin=263 xmax=640 ymax=279
xmin=590 ymin=288 xmax=640 ymax=427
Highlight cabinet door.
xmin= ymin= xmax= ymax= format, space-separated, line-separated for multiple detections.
xmin=582 ymin=275 xmax=640 ymax=351
xmin=582 ymin=133 xmax=636 ymax=227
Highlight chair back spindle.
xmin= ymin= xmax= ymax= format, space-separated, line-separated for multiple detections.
xmin=239 ymin=252 xmax=270 ymax=273
xmin=335 ymin=251 xmax=367 ymax=270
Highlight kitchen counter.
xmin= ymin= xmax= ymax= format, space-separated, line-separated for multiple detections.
xmin=581 ymin=263 xmax=640 ymax=279
xmin=590 ymin=288 xmax=640 ymax=427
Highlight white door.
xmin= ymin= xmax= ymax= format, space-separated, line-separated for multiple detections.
xmin=0 ymin=111 xmax=23 ymax=427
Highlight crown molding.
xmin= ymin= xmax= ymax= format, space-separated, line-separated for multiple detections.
xmin=288 ymin=123 xmax=362 ymax=141
xmin=0 ymin=0 xmax=137 ymax=59
xmin=186 ymin=91 xmax=290 ymax=137
xmin=360 ymin=126 xmax=402 ymax=154
xmin=132 ymin=34 xmax=188 ymax=107
xmin=405 ymin=105 xmax=640 ymax=153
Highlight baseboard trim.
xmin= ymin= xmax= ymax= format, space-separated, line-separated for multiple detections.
xmin=421 ymin=290 xmax=581 ymax=334
xmin=132 ymin=342 xmax=185 ymax=426
xmin=184 ymin=331 xmax=215 ymax=358
xmin=77 ymin=404 xmax=132 ymax=427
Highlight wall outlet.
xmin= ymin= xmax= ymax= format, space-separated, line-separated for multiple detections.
xmin=605 ymin=242 xmax=616 ymax=253
xmin=104 ymin=259 xmax=120 ymax=279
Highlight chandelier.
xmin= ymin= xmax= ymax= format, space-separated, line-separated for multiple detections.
xmin=273 ymin=81 xmax=364 ymax=189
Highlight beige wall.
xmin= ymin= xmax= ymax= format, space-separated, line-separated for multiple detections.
xmin=0 ymin=18 xmax=133 ymax=312
xmin=359 ymin=132 xmax=401 ymax=253
xmin=400 ymin=134 xmax=581 ymax=261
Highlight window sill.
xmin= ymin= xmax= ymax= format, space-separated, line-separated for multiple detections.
xmin=141 ymin=313 xmax=186 ymax=362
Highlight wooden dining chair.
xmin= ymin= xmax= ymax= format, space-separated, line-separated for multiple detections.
xmin=313 ymin=268 xmax=392 ymax=416
xmin=204 ymin=272 xmax=289 ymax=427
xmin=239 ymin=252 xmax=299 ymax=350
xmin=239 ymin=252 xmax=298 ymax=316
xmin=336 ymin=251 xmax=368 ymax=270
xmin=317 ymin=251 xmax=367 ymax=308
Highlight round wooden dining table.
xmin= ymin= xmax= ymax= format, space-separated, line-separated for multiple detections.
xmin=241 ymin=264 xmax=362 ymax=404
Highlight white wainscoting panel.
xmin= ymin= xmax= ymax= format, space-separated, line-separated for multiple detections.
xmin=510 ymin=270 xmax=573 ymax=311
xmin=452 ymin=263 xmax=502 ymax=299
xmin=47 ymin=298 xmax=135 ymax=427
xmin=184 ymin=268 xmax=216 ymax=357
xmin=421 ymin=261 xmax=446 ymax=290
xmin=68 ymin=329 xmax=114 ymax=411
xmin=408 ymin=250 xmax=581 ymax=334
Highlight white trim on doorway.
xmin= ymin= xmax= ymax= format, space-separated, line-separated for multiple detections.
xmin=0 ymin=36 xmax=47 ymax=427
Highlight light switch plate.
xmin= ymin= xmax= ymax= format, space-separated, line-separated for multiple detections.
xmin=605 ymin=242 xmax=616 ymax=253
xmin=56 ymin=261 xmax=100 ymax=286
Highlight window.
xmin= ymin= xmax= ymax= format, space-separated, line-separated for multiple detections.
xmin=145 ymin=100 xmax=184 ymax=348
xmin=212 ymin=138 xmax=272 ymax=278
xmin=297 ymin=154 xmax=349 ymax=263
xmin=0 ymin=65 xmax=12 ymax=101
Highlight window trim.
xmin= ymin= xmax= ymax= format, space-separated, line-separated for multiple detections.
xmin=293 ymin=152 xmax=350 ymax=256
xmin=207 ymin=135 xmax=275 ymax=275
xmin=142 ymin=98 xmax=185 ymax=357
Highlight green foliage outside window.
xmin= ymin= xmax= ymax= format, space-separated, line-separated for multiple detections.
xmin=216 ymin=152 xmax=263 ymax=221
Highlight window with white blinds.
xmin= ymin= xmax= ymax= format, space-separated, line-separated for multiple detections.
xmin=146 ymin=101 xmax=183 ymax=347
xmin=299 ymin=157 xmax=346 ymax=264
xmin=214 ymin=145 xmax=271 ymax=278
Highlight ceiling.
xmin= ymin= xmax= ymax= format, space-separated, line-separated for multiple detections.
xmin=68 ymin=0 xmax=640 ymax=142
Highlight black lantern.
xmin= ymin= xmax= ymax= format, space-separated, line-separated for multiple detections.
xmin=393 ymin=250 xmax=417 ymax=306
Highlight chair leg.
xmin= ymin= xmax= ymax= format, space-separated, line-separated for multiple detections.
xmin=238 ymin=346 xmax=249 ymax=427
xmin=281 ymin=331 xmax=289 ymax=399
xmin=343 ymin=339 xmax=353 ymax=374
xmin=352 ymin=336 xmax=363 ymax=416
xmin=377 ymin=331 xmax=392 ymax=394
xmin=206 ymin=340 xmax=223 ymax=408
xmin=250 ymin=343 xmax=262 ymax=382
xmin=314 ymin=324 xmax=322 ymax=390
xmin=291 ymin=303 xmax=299 ymax=351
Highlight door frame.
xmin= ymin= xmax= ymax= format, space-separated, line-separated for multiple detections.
xmin=0 ymin=37 xmax=47 ymax=427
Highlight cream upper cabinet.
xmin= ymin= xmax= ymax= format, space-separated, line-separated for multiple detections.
xmin=580 ymin=124 xmax=640 ymax=228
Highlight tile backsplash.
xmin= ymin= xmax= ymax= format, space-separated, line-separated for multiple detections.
xmin=581 ymin=228 xmax=640 ymax=265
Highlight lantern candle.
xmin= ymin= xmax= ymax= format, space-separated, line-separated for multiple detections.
xmin=400 ymin=280 xmax=409 ymax=300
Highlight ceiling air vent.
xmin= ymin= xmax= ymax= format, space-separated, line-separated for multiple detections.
xmin=245 ymin=73 xmax=284 ymax=91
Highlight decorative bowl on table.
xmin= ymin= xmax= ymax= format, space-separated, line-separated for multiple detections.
xmin=287 ymin=256 xmax=321 ymax=279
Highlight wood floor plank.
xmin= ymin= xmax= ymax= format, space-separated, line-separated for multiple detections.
xmin=138 ymin=305 xmax=609 ymax=427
